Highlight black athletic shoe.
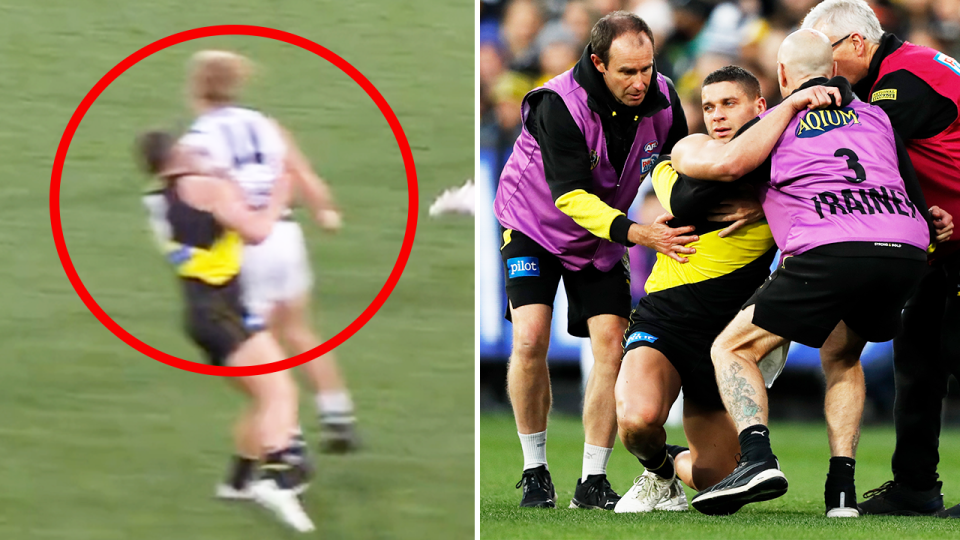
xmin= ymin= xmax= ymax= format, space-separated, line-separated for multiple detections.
xmin=691 ymin=455 xmax=788 ymax=515
xmin=858 ymin=481 xmax=944 ymax=516
xmin=569 ymin=474 xmax=621 ymax=510
xmin=516 ymin=465 xmax=557 ymax=508
xmin=940 ymin=503 xmax=960 ymax=518
xmin=320 ymin=418 xmax=362 ymax=454
xmin=825 ymin=482 xmax=859 ymax=517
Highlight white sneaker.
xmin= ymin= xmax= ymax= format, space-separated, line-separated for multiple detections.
xmin=827 ymin=507 xmax=860 ymax=518
xmin=614 ymin=468 xmax=677 ymax=513
xmin=654 ymin=476 xmax=689 ymax=511
xmin=250 ymin=479 xmax=316 ymax=532
xmin=826 ymin=490 xmax=860 ymax=518
xmin=215 ymin=483 xmax=254 ymax=501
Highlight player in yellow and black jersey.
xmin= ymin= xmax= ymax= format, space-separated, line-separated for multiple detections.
xmin=612 ymin=67 xmax=780 ymax=513
xmin=139 ymin=131 xmax=277 ymax=365
xmin=136 ymin=130 xmax=315 ymax=531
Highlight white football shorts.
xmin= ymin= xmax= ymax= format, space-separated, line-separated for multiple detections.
xmin=240 ymin=220 xmax=313 ymax=318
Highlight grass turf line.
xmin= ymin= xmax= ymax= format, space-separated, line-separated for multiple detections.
xmin=481 ymin=413 xmax=960 ymax=539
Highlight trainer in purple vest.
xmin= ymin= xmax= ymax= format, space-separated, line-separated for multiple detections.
xmin=494 ymin=70 xmax=675 ymax=272
xmin=759 ymin=98 xmax=930 ymax=258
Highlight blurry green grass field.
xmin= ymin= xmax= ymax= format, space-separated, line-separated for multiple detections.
xmin=0 ymin=2 xmax=472 ymax=538
xmin=481 ymin=414 xmax=960 ymax=539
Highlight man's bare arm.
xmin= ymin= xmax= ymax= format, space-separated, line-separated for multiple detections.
xmin=181 ymin=173 xmax=290 ymax=245
xmin=672 ymin=85 xmax=842 ymax=182
xmin=271 ymin=119 xmax=341 ymax=231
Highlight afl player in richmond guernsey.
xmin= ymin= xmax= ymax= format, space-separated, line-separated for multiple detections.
xmin=137 ymin=131 xmax=315 ymax=532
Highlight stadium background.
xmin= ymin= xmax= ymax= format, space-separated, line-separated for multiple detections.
xmin=479 ymin=0 xmax=960 ymax=537
xmin=2 ymin=1 xmax=472 ymax=538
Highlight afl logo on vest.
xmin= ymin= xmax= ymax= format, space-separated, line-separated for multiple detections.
xmin=796 ymin=108 xmax=861 ymax=138
xmin=643 ymin=140 xmax=659 ymax=154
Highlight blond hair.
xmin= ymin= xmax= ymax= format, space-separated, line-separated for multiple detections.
xmin=188 ymin=50 xmax=252 ymax=105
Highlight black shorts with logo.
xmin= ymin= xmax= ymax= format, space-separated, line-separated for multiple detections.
xmin=745 ymin=243 xmax=928 ymax=348
xmin=500 ymin=229 xmax=632 ymax=338
xmin=181 ymin=277 xmax=265 ymax=366
xmin=622 ymin=306 xmax=726 ymax=411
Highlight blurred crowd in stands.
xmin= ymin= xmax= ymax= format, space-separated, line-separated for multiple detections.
xmin=480 ymin=0 xmax=960 ymax=172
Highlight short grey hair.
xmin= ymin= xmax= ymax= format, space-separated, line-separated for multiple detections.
xmin=800 ymin=0 xmax=884 ymax=44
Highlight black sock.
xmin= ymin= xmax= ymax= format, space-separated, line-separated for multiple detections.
xmin=639 ymin=446 xmax=675 ymax=479
xmin=738 ymin=424 xmax=773 ymax=462
xmin=826 ymin=457 xmax=856 ymax=486
xmin=285 ymin=437 xmax=307 ymax=460
xmin=262 ymin=450 xmax=295 ymax=489
xmin=825 ymin=457 xmax=856 ymax=509
xmin=227 ymin=455 xmax=257 ymax=490
xmin=666 ymin=444 xmax=689 ymax=460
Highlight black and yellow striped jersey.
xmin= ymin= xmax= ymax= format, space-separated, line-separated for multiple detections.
xmin=142 ymin=177 xmax=243 ymax=286
xmin=634 ymin=156 xmax=776 ymax=336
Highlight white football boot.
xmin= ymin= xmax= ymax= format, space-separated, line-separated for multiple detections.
xmin=250 ymin=479 xmax=316 ymax=532
xmin=654 ymin=476 xmax=689 ymax=511
xmin=615 ymin=457 xmax=679 ymax=514
xmin=215 ymin=483 xmax=254 ymax=501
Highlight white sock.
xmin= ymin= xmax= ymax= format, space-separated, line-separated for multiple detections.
xmin=582 ymin=443 xmax=613 ymax=479
xmin=317 ymin=391 xmax=355 ymax=422
xmin=519 ymin=431 xmax=548 ymax=471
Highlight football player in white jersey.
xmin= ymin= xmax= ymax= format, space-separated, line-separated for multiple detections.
xmin=179 ymin=49 xmax=360 ymax=492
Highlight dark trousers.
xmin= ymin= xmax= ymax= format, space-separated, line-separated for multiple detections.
xmin=892 ymin=250 xmax=960 ymax=490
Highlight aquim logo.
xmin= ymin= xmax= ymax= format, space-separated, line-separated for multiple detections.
xmin=508 ymin=257 xmax=540 ymax=278
xmin=795 ymin=107 xmax=860 ymax=138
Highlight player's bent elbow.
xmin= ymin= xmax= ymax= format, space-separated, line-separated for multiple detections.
xmin=712 ymin=157 xmax=746 ymax=182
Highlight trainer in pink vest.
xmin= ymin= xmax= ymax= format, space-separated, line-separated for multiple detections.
xmin=759 ymin=96 xmax=929 ymax=258
xmin=494 ymin=69 xmax=675 ymax=272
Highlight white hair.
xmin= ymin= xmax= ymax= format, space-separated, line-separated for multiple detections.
xmin=800 ymin=0 xmax=884 ymax=44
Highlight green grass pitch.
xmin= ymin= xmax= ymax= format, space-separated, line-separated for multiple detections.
xmin=481 ymin=413 xmax=960 ymax=539
xmin=0 ymin=1 xmax=472 ymax=538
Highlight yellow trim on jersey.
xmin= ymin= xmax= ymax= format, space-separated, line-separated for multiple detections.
xmin=165 ymin=230 xmax=243 ymax=286
xmin=554 ymin=189 xmax=624 ymax=241
xmin=650 ymin=160 xmax=679 ymax=215
xmin=502 ymin=229 xmax=512 ymax=249
xmin=644 ymin=221 xmax=776 ymax=295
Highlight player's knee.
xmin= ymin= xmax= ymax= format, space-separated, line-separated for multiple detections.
xmin=820 ymin=349 xmax=860 ymax=370
xmin=512 ymin=327 xmax=550 ymax=362
xmin=820 ymin=338 xmax=863 ymax=369
xmin=710 ymin=340 xmax=730 ymax=366
xmin=617 ymin=401 xmax=665 ymax=435
xmin=711 ymin=338 xmax=757 ymax=367
xmin=590 ymin=325 xmax=626 ymax=354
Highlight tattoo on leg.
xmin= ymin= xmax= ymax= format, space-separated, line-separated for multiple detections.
xmin=719 ymin=361 xmax=763 ymax=426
